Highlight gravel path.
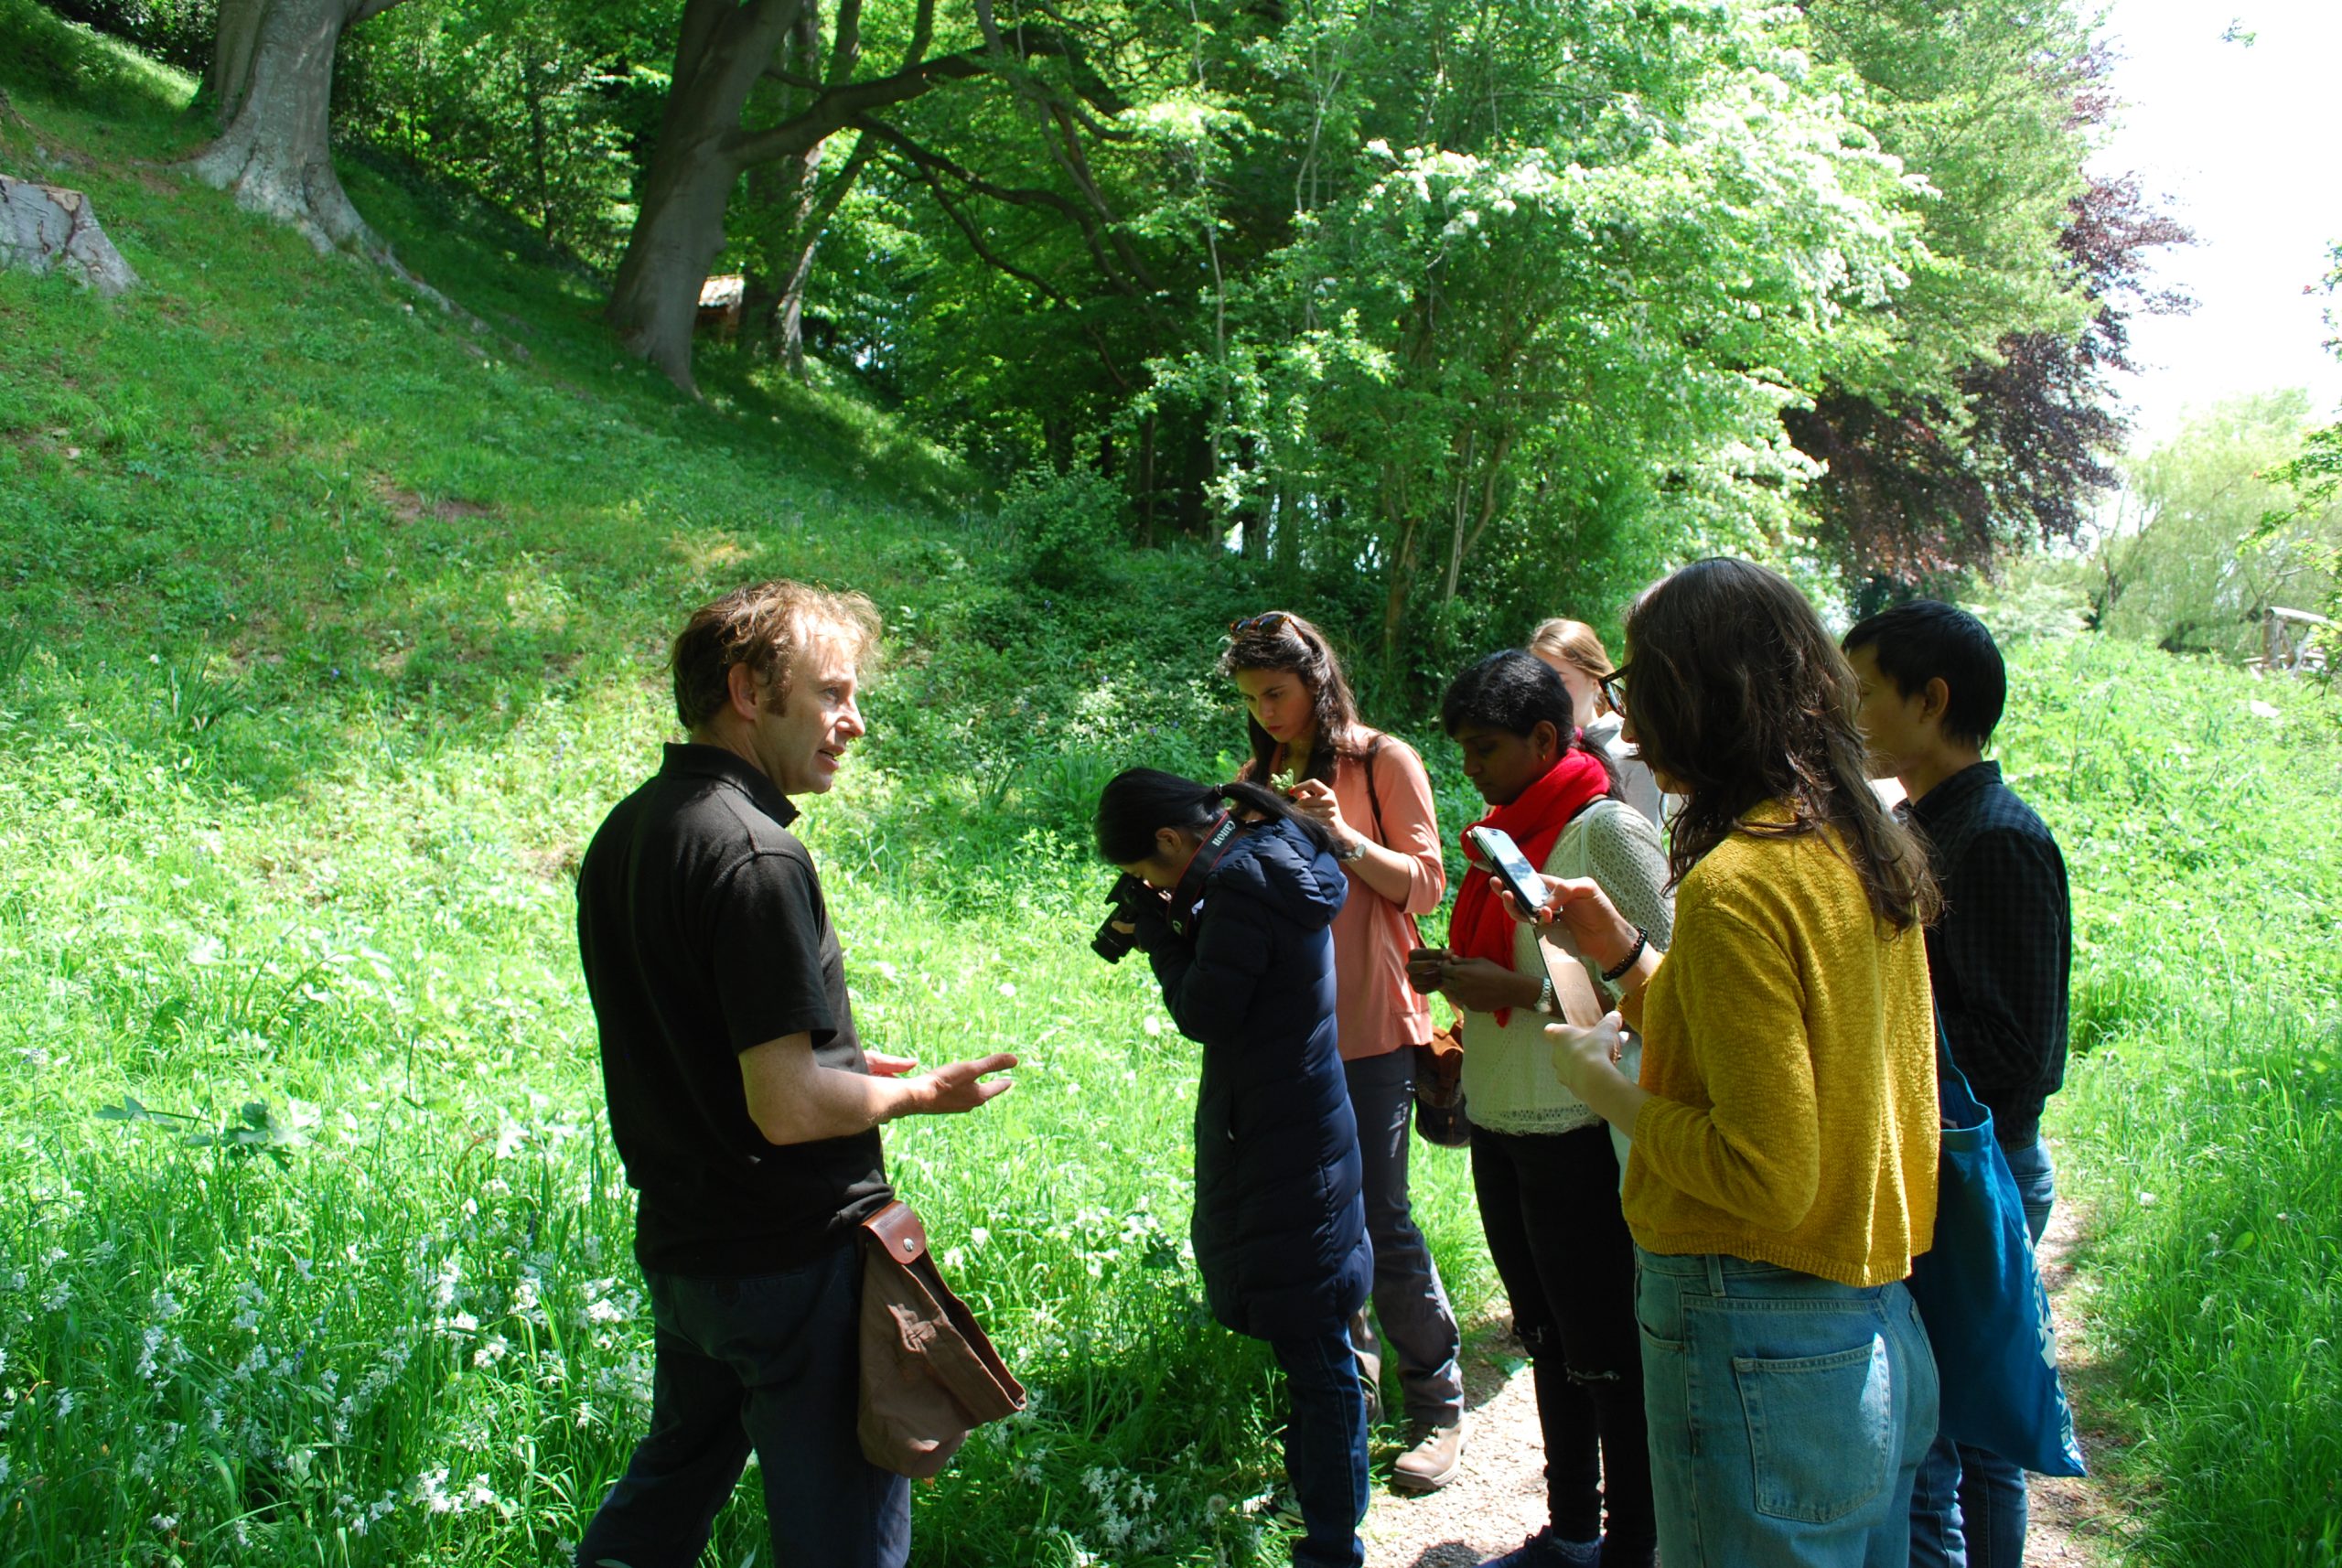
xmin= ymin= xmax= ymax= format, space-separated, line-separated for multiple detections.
xmin=1360 ymin=1152 xmax=2128 ymax=1567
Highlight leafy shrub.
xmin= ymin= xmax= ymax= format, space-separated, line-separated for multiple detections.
xmin=999 ymin=468 xmax=1132 ymax=594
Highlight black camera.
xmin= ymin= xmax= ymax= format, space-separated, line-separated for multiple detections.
xmin=1091 ymin=873 xmax=1155 ymax=964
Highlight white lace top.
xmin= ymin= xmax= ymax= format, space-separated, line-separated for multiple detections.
xmin=1456 ymin=798 xmax=1676 ymax=1136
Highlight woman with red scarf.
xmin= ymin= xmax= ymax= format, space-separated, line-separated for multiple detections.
xmin=1412 ymin=650 xmax=1672 ymax=1568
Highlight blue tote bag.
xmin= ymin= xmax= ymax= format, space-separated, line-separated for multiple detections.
xmin=1906 ymin=1021 xmax=2087 ymax=1477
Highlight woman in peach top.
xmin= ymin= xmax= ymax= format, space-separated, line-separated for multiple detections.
xmin=1219 ymin=611 xmax=1466 ymax=1491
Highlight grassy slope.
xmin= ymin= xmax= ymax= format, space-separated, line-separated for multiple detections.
xmin=0 ymin=13 xmax=1488 ymax=1568
xmin=2 ymin=10 xmax=2337 ymax=1565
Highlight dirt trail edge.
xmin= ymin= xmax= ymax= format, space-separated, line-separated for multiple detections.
xmin=1361 ymin=1164 xmax=2133 ymax=1567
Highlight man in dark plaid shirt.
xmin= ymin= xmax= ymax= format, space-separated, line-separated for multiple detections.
xmin=1844 ymin=599 xmax=2070 ymax=1568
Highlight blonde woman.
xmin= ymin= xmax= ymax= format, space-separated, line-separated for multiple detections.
xmin=1528 ymin=618 xmax=1664 ymax=829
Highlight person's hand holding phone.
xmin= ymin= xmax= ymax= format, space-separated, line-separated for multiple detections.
xmin=1494 ymin=875 xmax=1642 ymax=973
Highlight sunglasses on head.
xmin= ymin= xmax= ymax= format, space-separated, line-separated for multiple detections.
xmin=1229 ymin=612 xmax=1293 ymax=636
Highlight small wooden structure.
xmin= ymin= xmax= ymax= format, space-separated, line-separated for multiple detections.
xmin=696 ymin=273 xmax=745 ymax=340
xmin=2260 ymin=606 xmax=2333 ymax=675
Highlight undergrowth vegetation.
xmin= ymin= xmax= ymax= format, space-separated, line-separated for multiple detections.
xmin=1 ymin=13 xmax=2337 ymax=1567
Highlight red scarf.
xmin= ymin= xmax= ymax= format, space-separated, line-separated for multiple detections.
xmin=1450 ymin=746 xmax=1613 ymax=1024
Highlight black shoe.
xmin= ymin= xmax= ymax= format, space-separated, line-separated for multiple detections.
xmin=1481 ymin=1526 xmax=1598 ymax=1567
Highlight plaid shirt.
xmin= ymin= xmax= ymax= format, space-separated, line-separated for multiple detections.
xmin=1904 ymin=761 xmax=2071 ymax=1147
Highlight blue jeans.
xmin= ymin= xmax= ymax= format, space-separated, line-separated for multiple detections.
xmin=1910 ymin=1141 xmax=2057 ymax=1568
xmin=1636 ymin=1250 xmax=1939 ymax=1568
xmin=576 ymin=1243 xmax=910 ymax=1568
xmin=1269 ymin=1326 xmax=1370 ymax=1568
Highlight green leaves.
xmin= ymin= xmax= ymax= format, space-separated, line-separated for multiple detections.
xmin=94 ymin=1095 xmax=315 ymax=1168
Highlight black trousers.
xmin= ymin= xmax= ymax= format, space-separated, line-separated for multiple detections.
xmin=575 ymin=1243 xmax=910 ymax=1568
xmin=1469 ymin=1122 xmax=1655 ymax=1552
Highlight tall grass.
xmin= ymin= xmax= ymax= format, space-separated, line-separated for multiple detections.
xmin=0 ymin=16 xmax=1488 ymax=1563
xmin=1997 ymin=636 xmax=2342 ymax=1564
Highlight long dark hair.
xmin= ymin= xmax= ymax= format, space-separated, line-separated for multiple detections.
xmin=1095 ymin=768 xmax=1340 ymax=865
xmin=1622 ymin=558 xmax=1936 ymax=930
xmin=1218 ymin=612 xmax=1368 ymax=786
xmin=1439 ymin=649 xmax=1621 ymax=799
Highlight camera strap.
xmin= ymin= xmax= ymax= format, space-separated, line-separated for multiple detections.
xmin=1166 ymin=811 xmax=1239 ymax=940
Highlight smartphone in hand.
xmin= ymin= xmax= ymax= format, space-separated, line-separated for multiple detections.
xmin=1465 ymin=825 xmax=1548 ymax=918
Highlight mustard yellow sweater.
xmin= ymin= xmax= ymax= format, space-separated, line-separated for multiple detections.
xmin=1624 ymin=805 xmax=1938 ymax=1287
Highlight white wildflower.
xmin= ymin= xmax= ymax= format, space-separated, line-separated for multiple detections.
xmin=414 ymin=1466 xmax=457 ymax=1514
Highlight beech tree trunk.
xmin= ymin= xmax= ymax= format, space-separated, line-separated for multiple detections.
xmin=182 ymin=0 xmax=413 ymax=264
xmin=606 ymin=0 xmax=806 ymax=394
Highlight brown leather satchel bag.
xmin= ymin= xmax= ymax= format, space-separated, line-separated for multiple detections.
xmin=857 ymin=1200 xmax=1026 ymax=1478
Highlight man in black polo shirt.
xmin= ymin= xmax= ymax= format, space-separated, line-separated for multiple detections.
xmin=1844 ymin=600 xmax=2070 ymax=1568
xmin=574 ymin=580 xmax=1015 ymax=1568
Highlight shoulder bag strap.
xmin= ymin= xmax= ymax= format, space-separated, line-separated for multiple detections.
xmin=1359 ymin=735 xmax=1428 ymax=946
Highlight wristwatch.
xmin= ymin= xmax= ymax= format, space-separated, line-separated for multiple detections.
xmin=1535 ymin=974 xmax=1555 ymax=1015
xmin=1338 ymin=834 xmax=1369 ymax=864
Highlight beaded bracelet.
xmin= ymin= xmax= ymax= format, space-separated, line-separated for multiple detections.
xmin=1601 ymin=928 xmax=1649 ymax=984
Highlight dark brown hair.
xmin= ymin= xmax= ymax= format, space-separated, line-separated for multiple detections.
xmin=1217 ymin=611 xmax=1367 ymax=786
xmin=1622 ymin=558 xmax=1936 ymax=930
xmin=671 ymin=580 xmax=881 ymax=731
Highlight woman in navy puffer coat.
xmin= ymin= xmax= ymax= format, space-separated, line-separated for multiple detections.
xmin=1099 ymin=769 xmax=1373 ymax=1568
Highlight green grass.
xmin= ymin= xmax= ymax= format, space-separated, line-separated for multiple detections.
xmin=2 ymin=7 xmax=2338 ymax=1564
xmin=1994 ymin=637 xmax=2342 ymax=1565
xmin=0 ymin=12 xmax=1486 ymax=1565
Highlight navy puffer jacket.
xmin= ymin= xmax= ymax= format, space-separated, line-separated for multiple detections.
xmin=1144 ymin=816 xmax=1371 ymax=1341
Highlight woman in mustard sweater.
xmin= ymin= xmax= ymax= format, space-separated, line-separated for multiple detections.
xmin=1506 ymin=559 xmax=1943 ymax=1567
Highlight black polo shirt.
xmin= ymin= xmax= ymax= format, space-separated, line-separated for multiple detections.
xmin=576 ymin=743 xmax=890 ymax=1275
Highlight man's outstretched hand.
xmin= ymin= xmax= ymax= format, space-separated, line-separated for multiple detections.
xmin=915 ymin=1052 xmax=1018 ymax=1114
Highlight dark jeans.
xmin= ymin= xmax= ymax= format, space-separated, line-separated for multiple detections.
xmin=1910 ymin=1140 xmax=2057 ymax=1568
xmin=1471 ymin=1122 xmax=1653 ymax=1551
xmin=1343 ymin=1048 xmax=1465 ymax=1427
xmin=576 ymin=1242 xmax=910 ymax=1568
xmin=1269 ymin=1324 xmax=1371 ymax=1568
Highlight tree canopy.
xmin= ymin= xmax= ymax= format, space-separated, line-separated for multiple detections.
xmin=42 ymin=0 xmax=2182 ymax=677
